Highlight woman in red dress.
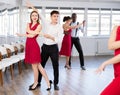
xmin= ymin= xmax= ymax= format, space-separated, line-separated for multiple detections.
xmin=60 ymin=16 xmax=84 ymax=69
xmin=17 ymin=11 xmax=52 ymax=91
xmin=96 ymin=26 xmax=120 ymax=95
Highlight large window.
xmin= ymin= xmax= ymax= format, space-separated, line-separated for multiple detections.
xmin=100 ymin=9 xmax=111 ymax=35
xmin=9 ymin=15 xmax=14 ymax=35
xmin=8 ymin=7 xmax=19 ymax=36
xmin=112 ymin=9 xmax=120 ymax=29
xmin=87 ymin=15 xmax=99 ymax=36
xmin=0 ymin=9 xmax=8 ymax=36
xmin=0 ymin=15 xmax=2 ymax=35
xmin=59 ymin=7 xmax=72 ymax=24
xmin=0 ymin=6 xmax=120 ymax=37
xmin=87 ymin=8 xmax=99 ymax=36
xmin=101 ymin=15 xmax=110 ymax=35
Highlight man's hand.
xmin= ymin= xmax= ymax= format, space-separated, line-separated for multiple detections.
xmin=44 ymin=34 xmax=55 ymax=41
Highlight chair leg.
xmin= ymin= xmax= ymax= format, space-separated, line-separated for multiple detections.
xmin=0 ymin=70 xmax=3 ymax=86
xmin=18 ymin=61 xmax=22 ymax=74
xmin=10 ymin=65 xmax=14 ymax=80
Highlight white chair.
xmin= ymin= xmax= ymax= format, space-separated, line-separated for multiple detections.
xmin=3 ymin=44 xmax=22 ymax=74
xmin=0 ymin=46 xmax=19 ymax=86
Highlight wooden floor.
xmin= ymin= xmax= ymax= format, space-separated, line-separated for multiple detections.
xmin=0 ymin=55 xmax=114 ymax=95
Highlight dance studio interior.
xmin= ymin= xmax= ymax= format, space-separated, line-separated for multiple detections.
xmin=0 ymin=0 xmax=120 ymax=95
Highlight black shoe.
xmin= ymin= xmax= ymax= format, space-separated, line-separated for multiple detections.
xmin=29 ymin=83 xmax=39 ymax=90
xmin=46 ymin=80 xmax=52 ymax=91
xmin=29 ymin=83 xmax=41 ymax=88
xmin=81 ymin=66 xmax=86 ymax=70
xmin=54 ymin=85 xmax=59 ymax=90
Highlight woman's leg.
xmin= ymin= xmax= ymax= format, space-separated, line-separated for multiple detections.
xmin=65 ymin=56 xmax=71 ymax=69
xmin=31 ymin=64 xmax=39 ymax=88
xmin=38 ymin=64 xmax=50 ymax=88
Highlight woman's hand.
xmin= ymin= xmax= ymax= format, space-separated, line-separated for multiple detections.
xmin=95 ymin=63 xmax=106 ymax=74
xmin=16 ymin=33 xmax=24 ymax=37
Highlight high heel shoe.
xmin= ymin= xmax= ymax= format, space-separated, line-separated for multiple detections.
xmin=46 ymin=80 xmax=52 ymax=91
xmin=64 ymin=65 xmax=71 ymax=69
xmin=29 ymin=83 xmax=39 ymax=90
xmin=29 ymin=83 xmax=41 ymax=88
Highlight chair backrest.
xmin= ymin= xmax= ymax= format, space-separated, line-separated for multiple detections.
xmin=3 ymin=44 xmax=15 ymax=52
xmin=0 ymin=46 xmax=7 ymax=55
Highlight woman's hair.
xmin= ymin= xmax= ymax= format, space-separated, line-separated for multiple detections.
xmin=63 ymin=16 xmax=72 ymax=22
xmin=30 ymin=11 xmax=40 ymax=23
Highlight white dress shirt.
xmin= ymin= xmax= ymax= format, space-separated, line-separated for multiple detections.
xmin=71 ymin=22 xmax=84 ymax=37
xmin=39 ymin=14 xmax=63 ymax=45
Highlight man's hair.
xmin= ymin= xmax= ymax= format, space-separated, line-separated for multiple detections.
xmin=71 ymin=13 xmax=77 ymax=17
xmin=50 ymin=10 xmax=59 ymax=16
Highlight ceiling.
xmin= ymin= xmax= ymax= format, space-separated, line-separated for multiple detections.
xmin=36 ymin=0 xmax=120 ymax=3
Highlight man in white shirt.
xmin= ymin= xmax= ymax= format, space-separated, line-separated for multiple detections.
xmin=69 ymin=13 xmax=86 ymax=70
xmin=37 ymin=10 xmax=62 ymax=90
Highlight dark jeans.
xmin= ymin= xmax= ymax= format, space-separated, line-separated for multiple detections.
xmin=38 ymin=44 xmax=59 ymax=85
xmin=69 ymin=37 xmax=84 ymax=67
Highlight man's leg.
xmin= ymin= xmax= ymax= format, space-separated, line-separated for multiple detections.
xmin=38 ymin=44 xmax=49 ymax=84
xmin=49 ymin=45 xmax=59 ymax=90
xmin=74 ymin=38 xmax=85 ymax=70
xmin=69 ymin=37 xmax=74 ymax=66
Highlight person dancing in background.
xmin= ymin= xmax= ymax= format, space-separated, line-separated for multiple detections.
xmin=60 ymin=16 xmax=85 ymax=69
xmin=16 ymin=11 xmax=52 ymax=91
xmin=96 ymin=26 xmax=120 ymax=95
xmin=68 ymin=13 xmax=86 ymax=70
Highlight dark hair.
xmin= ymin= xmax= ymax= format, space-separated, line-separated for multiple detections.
xmin=30 ymin=11 xmax=40 ymax=24
xmin=63 ymin=16 xmax=72 ymax=22
xmin=71 ymin=13 xmax=77 ymax=17
xmin=50 ymin=10 xmax=59 ymax=16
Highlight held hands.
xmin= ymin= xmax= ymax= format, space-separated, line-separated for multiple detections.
xmin=26 ymin=0 xmax=33 ymax=8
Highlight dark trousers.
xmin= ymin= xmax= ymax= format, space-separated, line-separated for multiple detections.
xmin=38 ymin=44 xmax=59 ymax=85
xmin=69 ymin=37 xmax=84 ymax=67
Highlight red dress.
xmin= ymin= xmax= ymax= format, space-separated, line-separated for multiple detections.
xmin=101 ymin=26 xmax=120 ymax=95
xmin=24 ymin=23 xmax=41 ymax=64
xmin=59 ymin=29 xmax=72 ymax=56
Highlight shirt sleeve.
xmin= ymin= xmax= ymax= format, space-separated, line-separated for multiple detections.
xmin=54 ymin=25 xmax=64 ymax=43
